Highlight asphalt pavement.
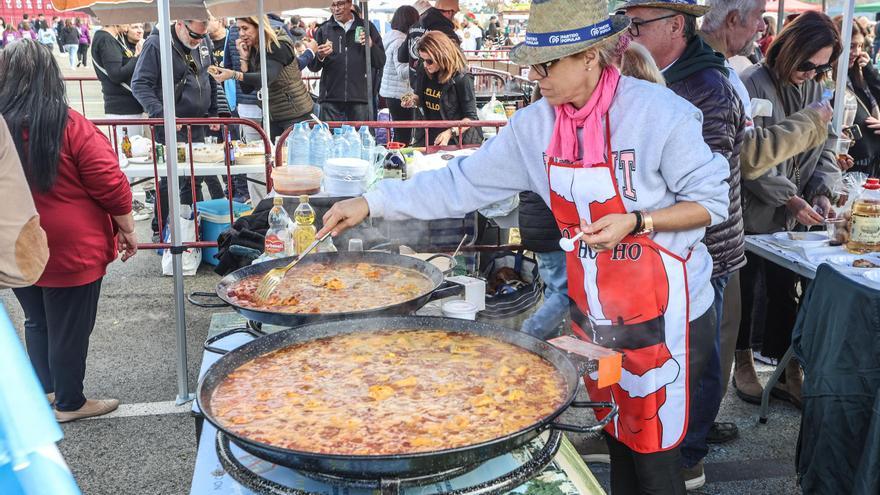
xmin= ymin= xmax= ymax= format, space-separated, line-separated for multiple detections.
xmin=0 ymin=53 xmax=804 ymax=495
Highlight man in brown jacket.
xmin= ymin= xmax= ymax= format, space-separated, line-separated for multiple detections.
xmin=0 ymin=115 xmax=48 ymax=288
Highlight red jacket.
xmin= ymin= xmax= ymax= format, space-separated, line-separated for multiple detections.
xmin=30 ymin=109 xmax=131 ymax=287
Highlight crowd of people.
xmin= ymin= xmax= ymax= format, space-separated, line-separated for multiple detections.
xmin=1 ymin=0 xmax=879 ymax=492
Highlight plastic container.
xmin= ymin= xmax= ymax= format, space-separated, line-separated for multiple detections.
xmin=323 ymin=158 xmax=369 ymax=196
xmin=272 ymin=165 xmax=323 ymax=196
xmin=196 ymin=198 xmax=252 ymax=265
xmin=441 ymin=300 xmax=479 ymax=320
xmin=847 ymin=177 xmax=880 ymax=254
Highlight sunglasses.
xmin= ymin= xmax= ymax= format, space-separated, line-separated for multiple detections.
xmin=626 ymin=13 xmax=679 ymax=38
xmin=796 ymin=60 xmax=833 ymax=74
xmin=184 ymin=23 xmax=207 ymax=40
xmin=530 ymin=58 xmax=559 ymax=78
xmin=421 ymin=57 xmax=435 ymax=66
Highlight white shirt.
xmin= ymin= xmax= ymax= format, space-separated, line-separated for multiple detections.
xmin=725 ymin=59 xmax=754 ymax=129
xmin=336 ymin=18 xmax=354 ymax=32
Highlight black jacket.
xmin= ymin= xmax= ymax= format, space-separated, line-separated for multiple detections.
xmin=413 ymin=68 xmax=482 ymax=144
xmin=793 ymin=265 xmax=880 ymax=495
xmin=518 ymin=192 xmax=561 ymax=252
xmin=91 ymin=30 xmax=143 ymax=115
xmin=131 ymin=28 xmax=217 ymax=143
xmin=666 ymin=37 xmax=746 ymax=278
xmin=398 ymin=8 xmax=460 ymax=87
xmin=308 ymin=14 xmax=385 ymax=104
xmin=60 ymin=26 xmax=79 ymax=45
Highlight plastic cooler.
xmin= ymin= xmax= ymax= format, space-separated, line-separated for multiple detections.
xmin=196 ymin=199 xmax=252 ymax=265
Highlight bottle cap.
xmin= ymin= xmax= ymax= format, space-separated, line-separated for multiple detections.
xmin=273 ymin=196 xmax=283 ymax=205
xmin=299 ymin=194 xmax=309 ymax=203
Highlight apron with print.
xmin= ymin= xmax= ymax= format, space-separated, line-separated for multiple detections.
xmin=546 ymin=115 xmax=692 ymax=454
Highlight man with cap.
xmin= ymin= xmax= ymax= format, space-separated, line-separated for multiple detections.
xmin=398 ymin=0 xmax=461 ymax=87
xmin=619 ymin=0 xmax=745 ymax=489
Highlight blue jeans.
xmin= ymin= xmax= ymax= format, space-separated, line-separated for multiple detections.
xmin=680 ymin=273 xmax=729 ymax=468
xmin=522 ymin=251 xmax=569 ymax=340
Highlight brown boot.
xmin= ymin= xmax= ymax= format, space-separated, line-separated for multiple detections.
xmin=771 ymin=360 xmax=803 ymax=409
xmin=733 ymin=350 xmax=763 ymax=404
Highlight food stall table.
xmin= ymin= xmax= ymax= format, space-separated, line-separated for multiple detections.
xmin=744 ymin=234 xmax=880 ymax=422
xmin=189 ymin=313 xmax=607 ymax=495
xmin=120 ymin=160 xmax=267 ymax=188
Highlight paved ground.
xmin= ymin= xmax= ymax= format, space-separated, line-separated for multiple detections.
xmin=1 ymin=52 xmax=804 ymax=494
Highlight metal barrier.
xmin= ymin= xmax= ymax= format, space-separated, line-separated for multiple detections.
xmin=65 ymin=76 xmax=98 ymax=117
xmin=272 ymin=119 xmax=507 ymax=193
xmin=91 ymin=117 xmax=272 ymax=251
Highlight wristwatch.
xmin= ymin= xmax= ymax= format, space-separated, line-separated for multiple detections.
xmin=639 ymin=210 xmax=654 ymax=235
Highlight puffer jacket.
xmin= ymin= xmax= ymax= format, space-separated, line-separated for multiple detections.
xmin=665 ymin=37 xmax=746 ymax=278
xmin=379 ymin=30 xmax=411 ymax=99
xmin=518 ymin=191 xmax=561 ymax=253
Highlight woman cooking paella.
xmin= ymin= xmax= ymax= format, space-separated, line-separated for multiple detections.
xmin=319 ymin=0 xmax=728 ymax=491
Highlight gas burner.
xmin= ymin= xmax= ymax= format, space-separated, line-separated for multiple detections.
xmin=215 ymin=430 xmax=563 ymax=495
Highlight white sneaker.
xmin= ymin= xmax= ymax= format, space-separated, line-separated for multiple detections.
xmin=132 ymin=200 xmax=151 ymax=221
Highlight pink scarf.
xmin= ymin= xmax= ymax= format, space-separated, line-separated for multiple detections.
xmin=546 ymin=65 xmax=620 ymax=164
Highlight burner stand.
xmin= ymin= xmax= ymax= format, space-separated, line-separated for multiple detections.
xmin=215 ymin=430 xmax=562 ymax=495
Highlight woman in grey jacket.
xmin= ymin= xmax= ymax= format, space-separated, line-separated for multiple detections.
xmin=736 ymin=11 xmax=842 ymax=407
xmin=380 ymin=6 xmax=420 ymax=144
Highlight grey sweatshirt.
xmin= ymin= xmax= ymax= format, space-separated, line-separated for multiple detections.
xmin=365 ymin=76 xmax=730 ymax=319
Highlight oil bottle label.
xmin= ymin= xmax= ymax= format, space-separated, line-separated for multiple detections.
xmin=265 ymin=235 xmax=286 ymax=255
xmin=851 ymin=213 xmax=880 ymax=245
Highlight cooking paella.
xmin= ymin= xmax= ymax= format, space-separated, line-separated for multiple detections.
xmin=225 ymin=262 xmax=434 ymax=313
xmin=209 ymin=330 xmax=568 ymax=456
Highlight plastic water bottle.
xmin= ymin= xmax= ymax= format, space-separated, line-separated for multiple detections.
xmin=287 ymin=122 xmax=311 ymax=166
xmin=264 ymin=197 xmax=293 ymax=258
xmin=343 ymin=125 xmax=362 ymax=158
xmin=332 ymin=128 xmax=347 ymax=159
xmin=359 ymin=125 xmax=375 ymax=162
xmin=309 ymin=123 xmax=330 ymax=168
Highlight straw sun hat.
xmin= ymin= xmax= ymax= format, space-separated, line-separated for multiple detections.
xmin=617 ymin=0 xmax=709 ymax=17
xmin=509 ymin=0 xmax=631 ymax=67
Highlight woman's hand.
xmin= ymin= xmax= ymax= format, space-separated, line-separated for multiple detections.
xmin=812 ymin=195 xmax=836 ymax=220
xmin=434 ymin=129 xmax=453 ymax=146
xmin=786 ymin=196 xmax=824 ymax=226
xmin=865 ymin=116 xmax=880 ymax=135
xmin=117 ymin=229 xmax=138 ymax=262
xmin=858 ymin=52 xmax=871 ymax=69
xmin=236 ymin=38 xmax=249 ymax=61
xmin=579 ymin=214 xmax=637 ymax=253
xmin=317 ymin=197 xmax=370 ymax=238
xmin=837 ymin=153 xmax=854 ymax=172
xmin=207 ymin=65 xmax=235 ymax=82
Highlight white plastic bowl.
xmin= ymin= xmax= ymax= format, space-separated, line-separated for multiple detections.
xmin=441 ymin=300 xmax=479 ymax=321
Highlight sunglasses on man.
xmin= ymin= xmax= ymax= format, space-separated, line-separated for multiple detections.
xmin=184 ymin=22 xmax=207 ymax=40
xmin=796 ymin=60 xmax=833 ymax=74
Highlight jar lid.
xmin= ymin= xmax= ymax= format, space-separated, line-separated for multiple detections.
xmin=442 ymin=300 xmax=478 ymax=314
xmin=866 ymin=178 xmax=880 ymax=190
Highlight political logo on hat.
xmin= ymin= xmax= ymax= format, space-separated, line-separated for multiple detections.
xmin=509 ymin=0 xmax=630 ymax=67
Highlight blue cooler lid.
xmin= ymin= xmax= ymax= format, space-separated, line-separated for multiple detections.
xmin=196 ymin=199 xmax=251 ymax=223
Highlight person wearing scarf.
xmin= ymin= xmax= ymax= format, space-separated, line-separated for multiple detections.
xmin=319 ymin=0 xmax=729 ymax=492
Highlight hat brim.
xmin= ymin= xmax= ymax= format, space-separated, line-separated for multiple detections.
xmin=509 ymin=14 xmax=631 ymax=67
xmin=617 ymin=1 xmax=710 ymax=16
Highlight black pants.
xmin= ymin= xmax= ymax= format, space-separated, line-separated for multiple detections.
xmin=737 ymin=252 xmax=800 ymax=359
xmin=386 ymin=97 xmax=414 ymax=145
xmin=605 ymin=306 xmax=716 ymax=495
xmin=319 ymin=101 xmax=371 ymax=122
xmin=13 ymin=279 xmax=103 ymax=412
xmin=77 ymin=43 xmax=89 ymax=66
